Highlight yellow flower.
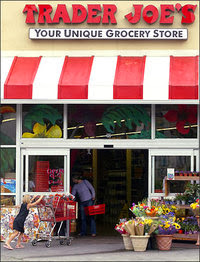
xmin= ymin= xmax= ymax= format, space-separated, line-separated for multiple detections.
xmin=164 ymin=223 xmax=170 ymax=228
xmin=144 ymin=218 xmax=153 ymax=225
xmin=22 ymin=123 xmax=62 ymax=138
xmin=171 ymin=205 xmax=177 ymax=210
xmin=165 ymin=208 xmax=170 ymax=213
xmin=173 ymin=223 xmax=181 ymax=229
xmin=190 ymin=203 xmax=199 ymax=209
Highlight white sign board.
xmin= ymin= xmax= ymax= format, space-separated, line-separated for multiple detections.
xmin=29 ymin=28 xmax=188 ymax=40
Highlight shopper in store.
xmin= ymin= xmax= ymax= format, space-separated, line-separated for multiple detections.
xmin=4 ymin=194 xmax=43 ymax=250
xmin=72 ymin=174 xmax=96 ymax=237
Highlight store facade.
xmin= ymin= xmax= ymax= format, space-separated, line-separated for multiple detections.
xmin=1 ymin=1 xmax=199 ymax=228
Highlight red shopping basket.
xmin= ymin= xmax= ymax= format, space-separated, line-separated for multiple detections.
xmin=84 ymin=204 xmax=105 ymax=216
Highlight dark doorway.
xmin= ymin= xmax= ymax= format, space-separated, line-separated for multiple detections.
xmin=70 ymin=149 xmax=148 ymax=235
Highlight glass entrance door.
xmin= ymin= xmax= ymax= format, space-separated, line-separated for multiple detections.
xmin=21 ymin=149 xmax=70 ymax=197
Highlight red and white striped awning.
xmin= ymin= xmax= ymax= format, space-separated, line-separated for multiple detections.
xmin=1 ymin=56 xmax=199 ymax=103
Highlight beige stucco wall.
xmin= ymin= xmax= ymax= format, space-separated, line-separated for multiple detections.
xmin=1 ymin=1 xmax=199 ymax=56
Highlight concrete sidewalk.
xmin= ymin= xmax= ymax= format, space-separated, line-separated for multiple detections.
xmin=1 ymin=236 xmax=199 ymax=261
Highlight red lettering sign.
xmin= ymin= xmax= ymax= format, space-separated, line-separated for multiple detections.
xmin=52 ymin=4 xmax=71 ymax=24
xmin=125 ymin=4 xmax=197 ymax=25
xmin=23 ymin=3 xmax=197 ymax=25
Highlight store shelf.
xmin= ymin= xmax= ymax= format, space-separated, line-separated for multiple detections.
xmin=173 ymin=233 xmax=198 ymax=241
xmin=172 ymin=176 xmax=200 ymax=181
xmin=164 ymin=176 xmax=199 ymax=196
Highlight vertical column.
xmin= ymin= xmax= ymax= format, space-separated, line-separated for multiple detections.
xmin=92 ymin=150 xmax=97 ymax=198
xmin=126 ymin=150 xmax=132 ymax=206
xmin=16 ymin=104 xmax=21 ymax=205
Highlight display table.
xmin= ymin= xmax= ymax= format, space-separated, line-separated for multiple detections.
xmin=0 ymin=206 xmax=52 ymax=242
xmin=172 ymin=205 xmax=199 ymax=244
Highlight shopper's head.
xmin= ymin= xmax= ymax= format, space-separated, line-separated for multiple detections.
xmin=72 ymin=174 xmax=83 ymax=183
xmin=22 ymin=194 xmax=31 ymax=204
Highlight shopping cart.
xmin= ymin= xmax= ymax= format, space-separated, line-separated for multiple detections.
xmin=32 ymin=195 xmax=77 ymax=248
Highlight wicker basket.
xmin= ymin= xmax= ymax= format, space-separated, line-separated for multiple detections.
xmin=122 ymin=234 xmax=133 ymax=250
xmin=130 ymin=235 xmax=150 ymax=251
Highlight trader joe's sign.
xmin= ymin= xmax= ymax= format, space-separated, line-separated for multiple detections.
xmin=23 ymin=3 xmax=197 ymax=40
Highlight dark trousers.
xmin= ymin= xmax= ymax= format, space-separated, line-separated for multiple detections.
xmin=79 ymin=199 xmax=96 ymax=236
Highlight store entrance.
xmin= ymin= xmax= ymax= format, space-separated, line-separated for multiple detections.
xmin=70 ymin=149 xmax=148 ymax=236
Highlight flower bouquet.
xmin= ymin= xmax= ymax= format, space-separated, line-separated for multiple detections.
xmin=114 ymin=219 xmax=128 ymax=235
xmin=145 ymin=206 xmax=163 ymax=217
xmin=134 ymin=217 xmax=158 ymax=236
xmin=114 ymin=219 xmax=133 ymax=250
xmin=130 ymin=217 xmax=157 ymax=252
xmin=129 ymin=202 xmax=148 ymax=217
xmin=124 ymin=219 xmax=135 ymax=235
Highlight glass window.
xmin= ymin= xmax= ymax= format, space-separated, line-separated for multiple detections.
xmin=22 ymin=105 xmax=63 ymax=138
xmin=0 ymin=105 xmax=16 ymax=145
xmin=23 ymin=155 xmax=64 ymax=192
xmin=154 ymin=156 xmax=190 ymax=194
xmin=68 ymin=104 xmax=151 ymax=139
xmin=0 ymin=148 xmax=16 ymax=193
xmin=1 ymin=195 xmax=15 ymax=206
xmin=155 ymin=105 xmax=197 ymax=138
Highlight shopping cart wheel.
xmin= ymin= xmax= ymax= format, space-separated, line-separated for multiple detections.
xmin=32 ymin=239 xmax=37 ymax=246
xmin=66 ymin=239 xmax=72 ymax=246
xmin=45 ymin=241 xmax=51 ymax=248
xmin=60 ymin=240 xmax=64 ymax=245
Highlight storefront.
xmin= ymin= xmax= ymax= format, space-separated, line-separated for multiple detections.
xmin=1 ymin=1 xmax=199 ymax=232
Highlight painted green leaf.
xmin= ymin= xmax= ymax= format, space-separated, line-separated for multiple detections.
xmin=128 ymin=130 xmax=151 ymax=139
xmin=24 ymin=105 xmax=62 ymax=130
xmin=128 ymin=130 xmax=166 ymax=139
xmin=0 ymin=131 xmax=15 ymax=145
xmin=155 ymin=131 xmax=166 ymax=138
xmin=102 ymin=105 xmax=150 ymax=134
xmin=0 ymin=148 xmax=15 ymax=174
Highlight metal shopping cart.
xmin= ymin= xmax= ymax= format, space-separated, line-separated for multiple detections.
xmin=32 ymin=195 xmax=77 ymax=248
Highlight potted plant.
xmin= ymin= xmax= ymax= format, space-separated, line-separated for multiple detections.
xmin=174 ymin=193 xmax=183 ymax=205
xmin=189 ymin=200 xmax=200 ymax=246
xmin=184 ymin=183 xmax=200 ymax=203
xmin=154 ymin=214 xmax=181 ymax=250
xmin=180 ymin=193 xmax=188 ymax=205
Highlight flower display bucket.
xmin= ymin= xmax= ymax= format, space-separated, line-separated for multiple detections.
xmin=155 ymin=235 xmax=173 ymax=250
xmin=122 ymin=234 xmax=133 ymax=250
xmin=130 ymin=235 xmax=150 ymax=252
